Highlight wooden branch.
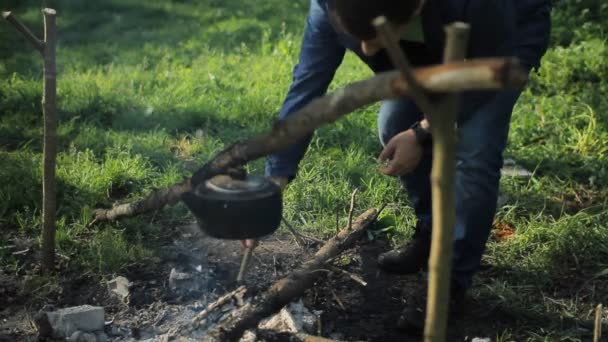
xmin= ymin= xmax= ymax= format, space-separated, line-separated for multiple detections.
xmin=2 ymin=11 xmax=44 ymax=53
xmin=92 ymin=59 xmax=527 ymax=222
xmin=40 ymin=8 xmax=58 ymax=274
xmin=202 ymin=208 xmax=379 ymax=341
xmin=373 ymin=16 xmax=432 ymax=112
xmin=236 ymin=246 xmax=255 ymax=284
xmin=93 ymin=178 xmax=191 ymax=221
xmin=595 ymin=304 xmax=603 ymax=342
xmin=424 ymin=22 xmax=470 ymax=342
xmin=192 ymin=286 xmax=246 ymax=325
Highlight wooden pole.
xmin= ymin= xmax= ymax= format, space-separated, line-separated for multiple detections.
xmin=373 ymin=17 xmax=470 ymax=341
xmin=40 ymin=8 xmax=58 ymax=273
xmin=2 ymin=8 xmax=59 ymax=273
xmin=424 ymin=22 xmax=470 ymax=342
xmin=1 ymin=11 xmax=44 ymax=53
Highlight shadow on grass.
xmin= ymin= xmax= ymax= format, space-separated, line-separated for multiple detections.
xmin=1 ymin=0 xmax=308 ymax=75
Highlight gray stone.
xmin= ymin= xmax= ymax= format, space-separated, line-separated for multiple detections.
xmin=501 ymin=158 xmax=532 ymax=178
xmin=46 ymin=305 xmax=104 ymax=338
xmin=108 ymin=276 xmax=131 ymax=301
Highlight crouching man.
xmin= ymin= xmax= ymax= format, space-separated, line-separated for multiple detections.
xmin=264 ymin=0 xmax=551 ymax=331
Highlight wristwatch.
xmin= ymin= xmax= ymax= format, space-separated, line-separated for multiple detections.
xmin=410 ymin=121 xmax=432 ymax=147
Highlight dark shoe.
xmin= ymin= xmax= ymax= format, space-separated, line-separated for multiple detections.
xmin=396 ymin=283 xmax=467 ymax=333
xmin=377 ymin=222 xmax=431 ymax=274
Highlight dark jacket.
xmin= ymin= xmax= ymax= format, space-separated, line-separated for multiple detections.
xmin=265 ymin=0 xmax=551 ymax=179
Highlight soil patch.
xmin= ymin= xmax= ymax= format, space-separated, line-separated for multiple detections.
xmin=0 ymin=222 xmax=574 ymax=341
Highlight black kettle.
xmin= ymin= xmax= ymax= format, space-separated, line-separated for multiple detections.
xmin=181 ymin=175 xmax=282 ymax=240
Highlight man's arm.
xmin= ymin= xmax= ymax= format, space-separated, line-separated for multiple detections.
xmin=265 ymin=0 xmax=346 ymax=181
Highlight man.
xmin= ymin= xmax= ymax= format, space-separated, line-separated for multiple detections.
xmin=263 ymin=0 xmax=551 ymax=330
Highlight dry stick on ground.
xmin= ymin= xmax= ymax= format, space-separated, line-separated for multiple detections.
xmin=3 ymin=9 xmax=58 ymax=274
xmin=347 ymin=188 xmax=358 ymax=231
xmin=192 ymin=286 xmax=247 ymax=325
xmin=92 ymin=59 xmax=527 ymax=222
xmin=374 ymin=17 xmax=471 ymax=342
xmin=202 ymin=208 xmax=379 ymax=341
xmin=328 ymin=265 xmax=367 ymax=287
xmin=594 ymin=304 xmax=603 ymax=342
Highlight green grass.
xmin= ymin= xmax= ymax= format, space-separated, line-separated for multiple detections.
xmin=1 ymin=0 xmax=607 ymax=339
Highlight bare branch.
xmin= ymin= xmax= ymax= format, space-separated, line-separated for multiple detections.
xmin=236 ymin=246 xmax=255 ymax=284
xmin=282 ymin=217 xmax=325 ymax=244
xmin=93 ymin=59 xmax=527 ymax=222
xmin=2 ymin=11 xmax=44 ymax=53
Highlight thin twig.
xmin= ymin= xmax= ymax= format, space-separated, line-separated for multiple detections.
xmin=335 ymin=203 xmax=340 ymax=234
xmin=347 ymin=188 xmax=359 ymax=231
xmin=281 ymin=217 xmax=305 ymax=247
xmin=282 ymin=217 xmax=325 ymax=244
xmin=594 ymin=303 xmax=603 ymax=342
xmin=328 ymin=265 xmax=367 ymax=287
xmin=237 ymin=246 xmax=255 ymax=284
xmin=192 ymin=286 xmax=247 ymax=324
xmin=330 ymin=288 xmax=347 ymax=311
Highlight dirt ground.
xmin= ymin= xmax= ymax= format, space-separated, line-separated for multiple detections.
xmin=0 ymin=221 xmax=579 ymax=341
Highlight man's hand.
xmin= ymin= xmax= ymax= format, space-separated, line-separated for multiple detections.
xmin=240 ymin=176 xmax=289 ymax=250
xmin=378 ymin=129 xmax=423 ymax=176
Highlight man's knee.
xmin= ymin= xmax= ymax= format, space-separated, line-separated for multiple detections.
xmin=377 ymin=99 xmax=421 ymax=146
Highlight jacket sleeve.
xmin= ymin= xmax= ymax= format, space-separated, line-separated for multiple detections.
xmin=514 ymin=0 xmax=552 ymax=70
xmin=265 ymin=0 xmax=345 ymax=179
xmin=457 ymin=0 xmax=550 ymax=123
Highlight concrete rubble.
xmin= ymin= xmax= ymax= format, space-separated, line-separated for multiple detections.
xmin=108 ymin=276 xmax=131 ymax=302
xmin=36 ymin=305 xmax=105 ymax=339
xmin=501 ymin=158 xmax=533 ymax=178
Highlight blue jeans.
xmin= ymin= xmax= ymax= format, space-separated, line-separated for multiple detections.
xmin=266 ymin=0 xmax=526 ymax=290
xmin=378 ymin=91 xmax=521 ymax=289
